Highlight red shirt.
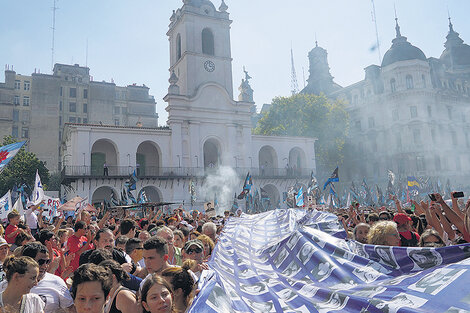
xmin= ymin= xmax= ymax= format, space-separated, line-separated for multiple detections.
xmin=5 ymin=224 xmax=18 ymax=244
xmin=67 ymin=234 xmax=91 ymax=271
xmin=52 ymin=247 xmax=63 ymax=276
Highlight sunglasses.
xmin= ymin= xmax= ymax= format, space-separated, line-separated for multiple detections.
xmin=37 ymin=259 xmax=51 ymax=266
xmin=379 ymin=217 xmax=390 ymax=220
xmin=186 ymin=247 xmax=203 ymax=254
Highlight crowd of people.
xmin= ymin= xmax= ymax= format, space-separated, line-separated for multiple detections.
xmin=0 ymin=203 xmax=227 ymax=313
xmin=338 ymin=192 xmax=470 ymax=248
xmin=1 ymin=190 xmax=469 ymax=312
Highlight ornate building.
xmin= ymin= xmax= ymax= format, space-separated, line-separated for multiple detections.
xmin=61 ymin=0 xmax=316 ymax=210
xmin=302 ymin=18 xmax=470 ymax=185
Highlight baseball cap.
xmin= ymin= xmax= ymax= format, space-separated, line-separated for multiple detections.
xmin=0 ymin=237 xmax=11 ymax=247
xmin=393 ymin=213 xmax=412 ymax=226
xmin=183 ymin=239 xmax=204 ymax=252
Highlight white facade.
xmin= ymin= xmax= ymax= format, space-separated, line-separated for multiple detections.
xmin=61 ymin=0 xmax=316 ymax=211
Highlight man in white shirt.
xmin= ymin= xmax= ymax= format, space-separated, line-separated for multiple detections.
xmin=25 ymin=202 xmax=39 ymax=237
xmin=0 ymin=242 xmax=74 ymax=313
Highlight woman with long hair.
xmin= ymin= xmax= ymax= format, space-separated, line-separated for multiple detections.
xmin=99 ymin=260 xmax=139 ymax=313
xmin=0 ymin=255 xmax=44 ymax=312
xmin=161 ymin=263 xmax=196 ymax=313
xmin=140 ymin=274 xmax=174 ymax=313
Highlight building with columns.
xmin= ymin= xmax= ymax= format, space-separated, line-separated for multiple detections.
xmin=61 ymin=0 xmax=316 ymax=210
xmin=302 ymin=18 xmax=470 ymax=186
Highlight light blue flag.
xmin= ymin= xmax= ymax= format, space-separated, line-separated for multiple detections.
xmin=0 ymin=141 xmax=26 ymax=173
xmin=295 ymin=186 xmax=304 ymax=207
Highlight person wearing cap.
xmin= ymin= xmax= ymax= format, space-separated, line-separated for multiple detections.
xmin=0 ymin=237 xmax=10 ymax=283
xmin=182 ymin=239 xmax=205 ymax=265
xmin=182 ymin=239 xmax=208 ymax=278
xmin=394 ymin=213 xmax=420 ymax=247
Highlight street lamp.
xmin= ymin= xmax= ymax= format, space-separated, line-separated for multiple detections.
xmin=83 ymin=153 xmax=86 ymax=166
xmin=176 ymin=154 xmax=181 ymax=168
xmin=195 ymin=155 xmax=198 ymax=167
xmin=233 ymin=156 xmax=238 ymax=168
xmin=248 ymin=156 xmax=252 ymax=168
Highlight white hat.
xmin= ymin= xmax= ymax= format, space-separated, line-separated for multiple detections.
xmin=0 ymin=237 xmax=10 ymax=247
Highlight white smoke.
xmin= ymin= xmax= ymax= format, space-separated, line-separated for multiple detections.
xmin=197 ymin=166 xmax=241 ymax=215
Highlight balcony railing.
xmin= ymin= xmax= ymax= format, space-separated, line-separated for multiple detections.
xmin=61 ymin=165 xmax=313 ymax=180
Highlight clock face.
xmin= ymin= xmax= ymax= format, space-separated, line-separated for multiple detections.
xmin=204 ymin=60 xmax=215 ymax=72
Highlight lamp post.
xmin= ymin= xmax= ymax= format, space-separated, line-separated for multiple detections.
xmin=82 ymin=153 xmax=86 ymax=166
xmin=248 ymin=156 xmax=252 ymax=168
xmin=233 ymin=156 xmax=238 ymax=168
xmin=176 ymin=154 xmax=181 ymax=168
xmin=195 ymin=155 xmax=198 ymax=167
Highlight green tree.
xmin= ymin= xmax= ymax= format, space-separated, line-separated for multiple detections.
xmin=254 ymin=93 xmax=349 ymax=177
xmin=0 ymin=136 xmax=50 ymax=196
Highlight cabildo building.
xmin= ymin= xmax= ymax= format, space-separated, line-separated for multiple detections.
xmin=61 ymin=0 xmax=316 ymax=210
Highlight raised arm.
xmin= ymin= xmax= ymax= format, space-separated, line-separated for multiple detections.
xmin=435 ymin=193 xmax=470 ymax=242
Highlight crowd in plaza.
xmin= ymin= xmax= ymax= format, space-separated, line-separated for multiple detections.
xmin=0 ymin=185 xmax=469 ymax=312
xmin=338 ymin=192 xmax=470 ymax=248
xmin=0 ymin=203 xmax=226 ymax=313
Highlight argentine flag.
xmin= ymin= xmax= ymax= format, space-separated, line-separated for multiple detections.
xmin=295 ymin=186 xmax=304 ymax=207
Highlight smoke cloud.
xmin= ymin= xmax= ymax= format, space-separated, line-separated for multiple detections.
xmin=197 ymin=166 xmax=241 ymax=215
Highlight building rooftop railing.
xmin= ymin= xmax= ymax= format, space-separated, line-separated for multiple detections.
xmin=61 ymin=165 xmax=313 ymax=183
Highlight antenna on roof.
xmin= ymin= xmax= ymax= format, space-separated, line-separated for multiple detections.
xmin=51 ymin=0 xmax=59 ymax=72
xmin=86 ymin=38 xmax=89 ymax=67
xmin=290 ymin=43 xmax=299 ymax=95
xmin=371 ymin=0 xmax=382 ymax=64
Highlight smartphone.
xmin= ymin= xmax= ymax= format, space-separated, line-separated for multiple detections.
xmin=454 ymin=191 xmax=465 ymax=198
xmin=428 ymin=194 xmax=437 ymax=201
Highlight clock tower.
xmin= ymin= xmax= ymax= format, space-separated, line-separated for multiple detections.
xmin=163 ymin=0 xmax=253 ymax=171
xmin=166 ymin=0 xmax=233 ymax=99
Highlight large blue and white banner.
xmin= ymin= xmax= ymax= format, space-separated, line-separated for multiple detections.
xmin=189 ymin=209 xmax=470 ymax=313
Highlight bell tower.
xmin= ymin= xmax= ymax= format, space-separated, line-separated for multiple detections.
xmin=167 ymin=0 xmax=233 ymax=99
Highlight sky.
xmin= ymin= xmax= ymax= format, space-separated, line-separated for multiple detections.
xmin=1 ymin=0 xmax=469 ymax=125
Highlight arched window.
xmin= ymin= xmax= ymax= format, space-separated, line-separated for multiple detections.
xmin=176 ymin=33 xmax=182 ymax=60
xmin=422 ymin=74 xmax=426 ymax=88
xmin=390 ymin=78 xmax=396 ymax=93
xmin=202 ymin=28 xmax=214 ymax=55
xmin=406 ymin=75 xmax=414 ymax=89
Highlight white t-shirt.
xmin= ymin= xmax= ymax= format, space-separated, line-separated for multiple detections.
xmin=0 ymin=273 xmax=73 ymax=313
xmin=0 ymin=292 xmax=45 ymax=313
xmin=25 ymin=208 xmax=38 ymax=230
